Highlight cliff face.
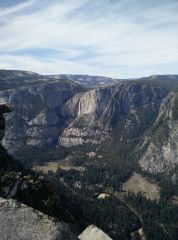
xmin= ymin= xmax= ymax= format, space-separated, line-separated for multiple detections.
xmin=140 ymin=93 xmax=178 ymax=173
xmin=59 ymin=87 xmax=113 ymax=146
xmin=59 ymin=81 xmax=168 ymax=151
xmin=58 ymin=80 xmax=178 ymax=173
xmin=0 ymin=78 xmax=82 ymax=153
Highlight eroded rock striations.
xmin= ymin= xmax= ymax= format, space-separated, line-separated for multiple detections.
xmin=59 ymin=87 xmax=113 ymax=146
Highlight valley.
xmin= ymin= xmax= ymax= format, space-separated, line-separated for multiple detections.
xmin=0 ymin=70 xmax=178 ymax=239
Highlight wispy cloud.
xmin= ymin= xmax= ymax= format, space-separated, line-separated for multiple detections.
xmin=0 ymin=0 xmax=37 ymax=17
xmin=0 ymin=0 xmax=178 ymax=78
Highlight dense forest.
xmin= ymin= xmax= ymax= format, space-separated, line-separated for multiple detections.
xmin=12 ymin=133 xmax=178 ymax=239
xmin=124 ymin=193 xmax=178 ymax=240
xmin=42 ymin=150 xmax=177 ymax=240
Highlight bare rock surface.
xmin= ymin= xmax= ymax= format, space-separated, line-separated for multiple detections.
xmin=79 ymin=225 xmax=112 ymax=240
xmin=0 ymin=197 xmax=76 ymax=240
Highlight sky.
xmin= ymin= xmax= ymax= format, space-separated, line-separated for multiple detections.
xmin=0 ymin=0 xmax=178 ymax=78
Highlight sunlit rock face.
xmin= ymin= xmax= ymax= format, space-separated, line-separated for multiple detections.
xmin=79 ymin=225 xmax=112 ymax=240
xmin=59 ymin=87 xmax=113 ymax=147
xmin=59 ymin=81 xmax=168 ymax=151
xmin=0 ymin=198 xmax=77 ymax=240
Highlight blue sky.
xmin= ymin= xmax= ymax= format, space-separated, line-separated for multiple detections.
xmin=0 ymin=0 xmax=178 ymax=78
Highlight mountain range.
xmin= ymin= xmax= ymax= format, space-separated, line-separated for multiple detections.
xmin=1 ymin=70 xmax=178 ymax=173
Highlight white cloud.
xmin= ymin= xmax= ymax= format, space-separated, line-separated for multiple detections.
xmin=0 ymin=0 xmax=178 ymax=78
xmin=0 ymin=0 xmax=37 ymax=17
xmin=0 ymin=54 xmax=99 ymax=76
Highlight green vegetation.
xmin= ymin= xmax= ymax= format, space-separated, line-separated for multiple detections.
xmin=124 ymin=192 xmax=178 ymax=240
xmin=14 ymin=145 xmax=71 ymax=167
xmin=81 ymin=197 xmax=141 ymax=240
xmin=51 ymin=141 xmax=178 ymax=239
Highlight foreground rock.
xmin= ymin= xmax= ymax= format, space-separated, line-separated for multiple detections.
xmin=79 ymin=225 xmax=112 ymax=240
xmin=0 ymin=197 xmax=77 ymax=240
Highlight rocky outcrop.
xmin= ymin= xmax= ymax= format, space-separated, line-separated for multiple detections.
xmin=79 ymin=225 xmax=112 ymax=240
xmin=0 ymin=197 xmax=77 ymax=240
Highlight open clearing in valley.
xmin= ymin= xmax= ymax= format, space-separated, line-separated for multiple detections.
xmin=33 ymin=161 xmax=85 ymax=174
xmin=122 ymin=172 xmax=160 ymax=201
xmin=171 ymin=196 xmax=178 ymax=205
